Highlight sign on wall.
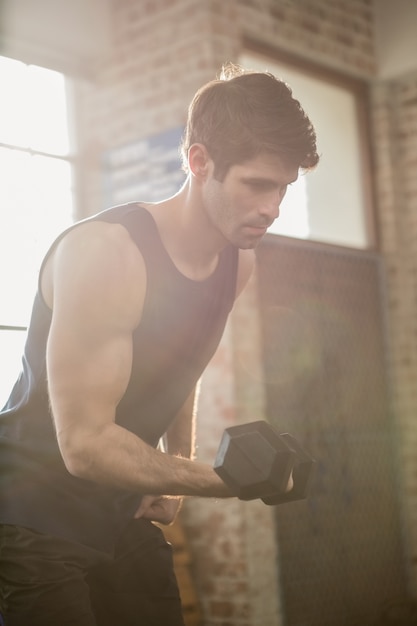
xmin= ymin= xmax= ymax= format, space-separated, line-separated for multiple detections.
xmin=102 ymin=126 xmax=186 ymax=208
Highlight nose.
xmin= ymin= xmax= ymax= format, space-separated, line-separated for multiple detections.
xmin=259 ymin=197 xmax=281 ymax=225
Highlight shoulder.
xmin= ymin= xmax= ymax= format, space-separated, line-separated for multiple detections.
xmin=43 ymin=220 xmax=146 ymax=326
xmin=53 ymin=220 xmax=145 ymax=283
xmin=59 ymin=219 xmax=138 ymax=254
xmin=235 ymin=249 xmax=256 ymax=298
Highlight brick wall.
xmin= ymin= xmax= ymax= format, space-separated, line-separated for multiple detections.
xmin=73 ymin=0 xmax=417 ymax=622
xmin=371 ymin=72 xmax=417 ymax=594
xmin=74 ymin=0 xmax=218 ymax=217
xmin=238 ymin=0 xmax=375 ymax=77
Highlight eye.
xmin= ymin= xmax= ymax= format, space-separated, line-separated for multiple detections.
xmin=245 ymin=180 xmax=275 ymax=191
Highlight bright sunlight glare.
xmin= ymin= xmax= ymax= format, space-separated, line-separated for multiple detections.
xmin=0 ymin=56 xmax=73 ymax=407
xmin=0 ymin=56 xmax=70 ymax=155
xmin=267 ymin=174 xmax=309 ymax=239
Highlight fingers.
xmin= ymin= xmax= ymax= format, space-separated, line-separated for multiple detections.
xmin=134 ymin=495 xmax=182 ymax=525
xmin=285 ymin=472 xmax=294 ymax=493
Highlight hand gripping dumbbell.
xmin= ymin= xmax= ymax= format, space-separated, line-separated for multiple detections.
xmin=213 ymin=420 xmax=316 ymax=505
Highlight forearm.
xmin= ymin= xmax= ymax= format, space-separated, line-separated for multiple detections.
xmin=165 ymin=387 xmax=198 ymax=460
xmin=60 ymin=420 xmax=231 ymax=498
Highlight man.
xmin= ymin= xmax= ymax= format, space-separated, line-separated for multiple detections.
xmin=0 ymin=63 xmax=319 ymax=625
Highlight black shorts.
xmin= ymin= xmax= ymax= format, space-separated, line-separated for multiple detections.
xmin=0 ymin=519 xmax=185 ymax=626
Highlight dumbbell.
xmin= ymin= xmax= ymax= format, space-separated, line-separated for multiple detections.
xmin=213 ymin=420 xmax=315 ymax=505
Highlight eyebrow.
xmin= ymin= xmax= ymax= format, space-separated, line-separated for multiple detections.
xmin=240 ymin=176 xmax=278 ymax=185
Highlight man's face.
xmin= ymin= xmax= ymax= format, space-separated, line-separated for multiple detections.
xmin=202 ymin=152 xmax=299 ymax=249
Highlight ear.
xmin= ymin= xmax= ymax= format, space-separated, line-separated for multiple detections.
xmin=188 ymin=143 xmax=212 ymax=181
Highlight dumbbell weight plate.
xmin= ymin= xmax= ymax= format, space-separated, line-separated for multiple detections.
xmin=214 ymin=420 xmax=296 ymax=501
xmin=261 ymin=433 xmax=316 ymax=505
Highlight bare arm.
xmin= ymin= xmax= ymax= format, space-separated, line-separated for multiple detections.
xmin=44 ymin=221 xmax=230 ymax=498
xmin=164 ymin=386 xmax=198 ymax=460
xmin=135 ymin=387 xmax=198 ymax=523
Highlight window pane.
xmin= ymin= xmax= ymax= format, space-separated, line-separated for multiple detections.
xmin=0 ymin=57 xmax=74 ymax=408
xmin=0 ymin=56 xmax=70 ymax=155
xmin=0 ymin=147 xmax=73 ymax=326
xmin=274 ymin=174 xmax=309 ymax=239
xmin=0 ymin=56 xmax=30 ymax=147
xmin=27 ymin=64 xmax=70 ymax=155
xmin=0 ymin=329 xmax=27 ymax=409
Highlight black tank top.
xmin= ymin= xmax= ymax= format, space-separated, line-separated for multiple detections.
xmin=0 ymin=203 xmax=238 ymax=552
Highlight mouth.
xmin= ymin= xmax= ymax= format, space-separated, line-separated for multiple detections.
xmin=244 ymin=224 xmax=269 ymax=236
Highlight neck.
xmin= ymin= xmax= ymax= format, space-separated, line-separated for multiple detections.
xmin=144 ymin=179 xmax=227 ymax=282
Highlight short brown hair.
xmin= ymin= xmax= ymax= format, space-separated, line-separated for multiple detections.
xmin=180 ymin=63 xmax=319 ymax=181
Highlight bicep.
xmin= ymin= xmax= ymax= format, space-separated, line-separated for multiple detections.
xmin=46 ymin=223 xmax=145 ymax=445
xmin=47 ymin=314 xmax=133 ymax=437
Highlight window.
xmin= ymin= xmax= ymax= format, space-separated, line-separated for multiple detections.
xmin=0 ymin=56 xmax=74 ymax=407
xmin=240 ymin=49 xmax=373 ymax=249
